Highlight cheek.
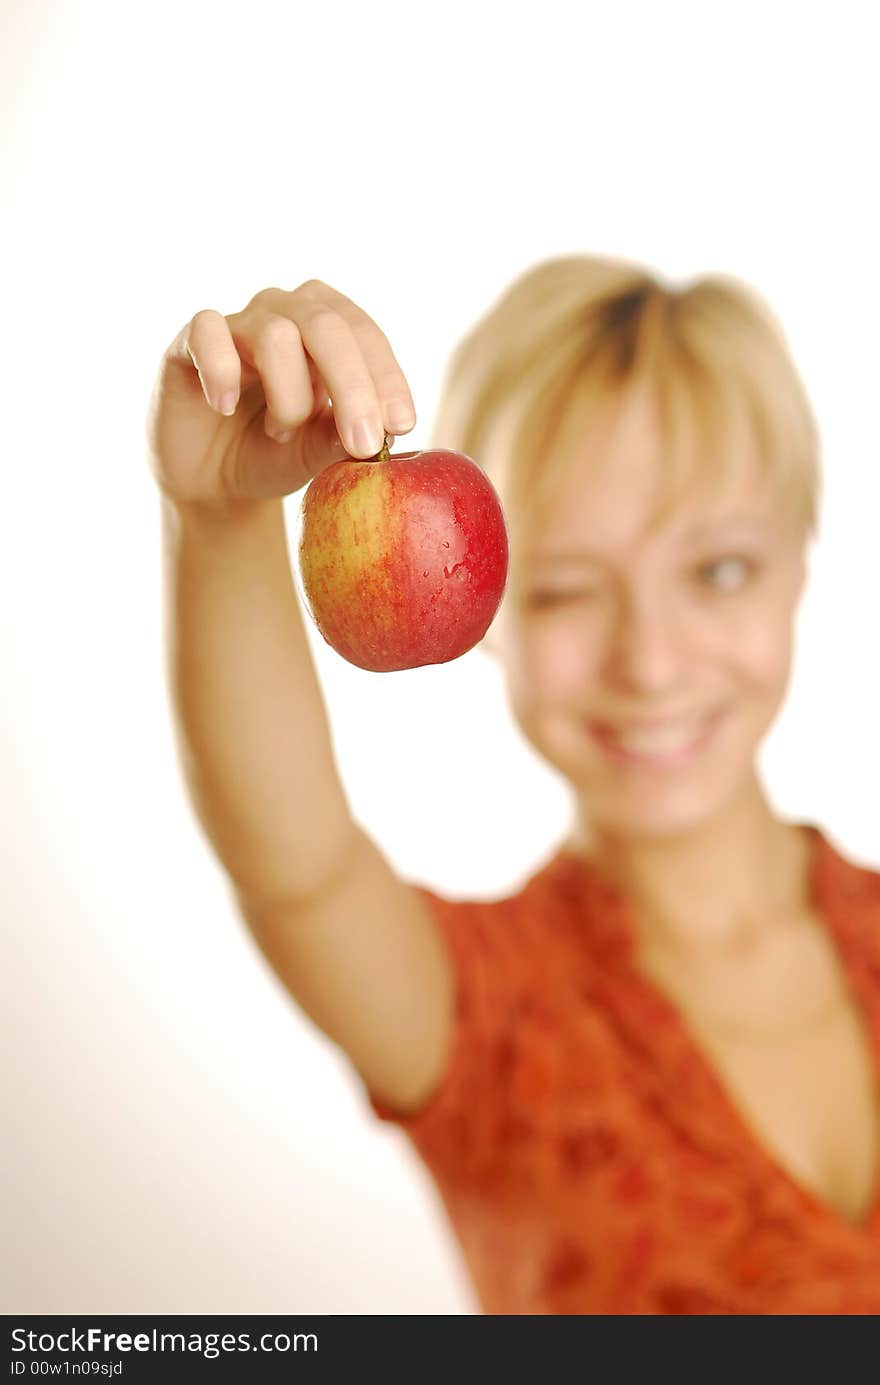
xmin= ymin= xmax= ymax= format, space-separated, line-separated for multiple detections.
xmin=718 ymin=600 xmax=797 ymax=694
xmin=507 ymin=620 xmax=599 ymax=706
xmin=504 ymin=585 xmax=801 ymax=710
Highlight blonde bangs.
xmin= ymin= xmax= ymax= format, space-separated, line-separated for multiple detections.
xmin=654 ymin=280 xmax=821 ymax=536
xmin=428 ymin=256 xmax=821 ymax=556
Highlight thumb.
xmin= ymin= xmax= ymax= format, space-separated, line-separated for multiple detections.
xmin=236 ymin=400 xmax=358 ymax=501
xmin=298 ymin=401 xmax=363 ymax=483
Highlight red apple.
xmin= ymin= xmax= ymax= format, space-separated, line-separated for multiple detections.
xmin=298 ymin=442 xmax=509 ymax=671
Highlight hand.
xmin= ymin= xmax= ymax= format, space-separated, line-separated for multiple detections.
xmin=145 ymin=279 xmax=417 ymax=508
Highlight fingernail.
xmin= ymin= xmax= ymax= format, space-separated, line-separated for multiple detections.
xmin=274 ymin=430 xmax=292 ymax=445
xmin=351 ymin=417 xmax=383 ymax=456
xmin=218 ymin=389 xmax=238 ymax=416
xmin=387 ymin=402 xmax=416 ymax=433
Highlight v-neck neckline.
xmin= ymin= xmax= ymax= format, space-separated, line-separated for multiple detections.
xmin=544 ymin=821 xmax=880 ymax=1240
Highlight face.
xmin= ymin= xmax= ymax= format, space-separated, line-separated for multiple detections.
xmin=494 ymin=387 xmax=809 ymax=842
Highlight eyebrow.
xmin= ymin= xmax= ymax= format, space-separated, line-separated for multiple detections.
xmin=683 ymin=514 xmax=767 ymax=539
xmin=531 ymin=515 xmax=767 ymax=566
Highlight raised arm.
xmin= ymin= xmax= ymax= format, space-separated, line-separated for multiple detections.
xmin=159 ymin=493 xmax=355 ymax=910
xmin=147 ymin=282 xmax=454 ymax=1110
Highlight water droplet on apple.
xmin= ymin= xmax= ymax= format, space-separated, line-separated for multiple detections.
xmin=443 ymin=561 xmax=467 ymax=580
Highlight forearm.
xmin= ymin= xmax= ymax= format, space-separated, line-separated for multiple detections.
xmin=160 ymin=493 xmax=356 ymax=913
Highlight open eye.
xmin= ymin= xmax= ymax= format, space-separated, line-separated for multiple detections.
xmin=697 ymin=555 xmax=756 ymax=592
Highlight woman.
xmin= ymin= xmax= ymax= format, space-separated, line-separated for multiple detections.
xmin=147 ymin=256 xmax=880 ymax=1314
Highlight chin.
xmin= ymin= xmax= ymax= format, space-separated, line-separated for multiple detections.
xmin=582 ymin=789 xmax=735 ymax=844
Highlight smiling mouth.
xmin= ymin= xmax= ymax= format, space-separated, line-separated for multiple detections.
xmin=587 ymin=710 xmax=726 ymax=767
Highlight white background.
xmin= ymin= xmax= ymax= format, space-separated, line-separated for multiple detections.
xmin=3 ymin=0 xmax=878 ymax=1314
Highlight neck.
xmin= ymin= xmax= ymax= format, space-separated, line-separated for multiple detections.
xmin=570 ymin=776 xmax=812 ymax=955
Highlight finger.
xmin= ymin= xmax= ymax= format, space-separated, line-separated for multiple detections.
xmin=231 ymin=311 xmax=316 ymax=442
xmin=288 ymin=300 xmax=386 ymax=458
xmin=300 ymin=282 xmax=417 ymax=439
xmin=167 ymin=309 xmax=242 ymax=415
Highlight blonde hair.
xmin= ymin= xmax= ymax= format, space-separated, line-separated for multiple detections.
xmin=428 ymin=255 xmax=821 ymax=558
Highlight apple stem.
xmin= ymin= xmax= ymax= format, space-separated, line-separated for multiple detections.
xmin=375 ymin=434 xmax=392 ymax=463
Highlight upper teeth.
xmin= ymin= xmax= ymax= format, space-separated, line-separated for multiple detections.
xmin=606 ymin=722 xmax=709 ymax=754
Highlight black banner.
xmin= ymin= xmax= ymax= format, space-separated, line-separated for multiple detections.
xmin=6 ymin=1317 xmax=576 ymax=1381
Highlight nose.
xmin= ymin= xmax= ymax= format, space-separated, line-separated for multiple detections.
xmin=602 ymin=588 xmax=690 ymax=696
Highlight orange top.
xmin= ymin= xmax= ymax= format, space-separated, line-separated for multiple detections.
xmin=365 ymin=822 xmax=880 ymax=1314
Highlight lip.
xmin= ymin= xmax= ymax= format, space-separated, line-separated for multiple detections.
xmin=587 ymin=709 xmax=726 ymax=768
